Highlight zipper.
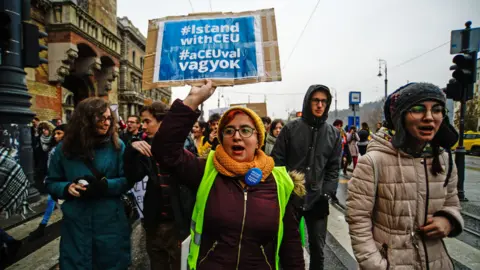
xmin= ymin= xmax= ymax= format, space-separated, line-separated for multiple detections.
xmin=198 ymin=241 xmax=218 ymax=265
xmin=422 ymin=158 xmax=430 ymax=270
xmin=235 ymin=190 xmax=248 ymax=270
xmin=260 ymin=245 xmax=273 ymax=270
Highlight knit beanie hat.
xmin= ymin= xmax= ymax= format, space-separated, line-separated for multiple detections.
xmin=53 ymin=124 xmax=67 ymax=133
xmin=218 ymin=107 xmax=266 ymax=148
xmin=383 ymin=82 xmax=458 ymax=150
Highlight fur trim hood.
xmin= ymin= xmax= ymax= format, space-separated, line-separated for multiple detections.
xmin=289 ymin=170 xmax=306 ymax=197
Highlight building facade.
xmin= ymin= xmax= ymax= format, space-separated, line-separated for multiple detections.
xmin=27 ymin=0 xmax=170 ymax=123
xmin=117 ymin=17 xmax=170 ymax=121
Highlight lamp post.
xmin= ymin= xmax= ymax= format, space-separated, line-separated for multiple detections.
xmin=377 ymin=59 xmax=388 ymax=99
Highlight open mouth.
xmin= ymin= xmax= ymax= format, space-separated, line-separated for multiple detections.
xmin=231 ymin=145 xmax=245 ymax=155
xmin=418 ymin=126 xmax=435 ymax=135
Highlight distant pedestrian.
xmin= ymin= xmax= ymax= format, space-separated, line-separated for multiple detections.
xmin=347 ymin=126 xmax=360 ymax=169
xmin=357 ymin=122 xmax=371 ymax=155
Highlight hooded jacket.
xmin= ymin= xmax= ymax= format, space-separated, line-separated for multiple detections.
xmin=346 ymin=129 xmax=463 ymax=269
xmin=272 ymin=85 xmax=342 ymax=211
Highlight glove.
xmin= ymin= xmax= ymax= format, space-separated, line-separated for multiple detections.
xmin=74 ymin=175 xmax=108 ymax=199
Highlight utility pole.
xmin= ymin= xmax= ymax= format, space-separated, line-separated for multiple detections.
xmin=334 ymin=89 xmax=338 ymax=117
xmin=378 ymin=59 xmax=388 ymax=99
xmin=0 ymin=0 xmax=46 ymax=201
xmin=445 ymin=21 xmax=478 ymax=201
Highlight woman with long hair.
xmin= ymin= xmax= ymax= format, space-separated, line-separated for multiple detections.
xmin=45 ymin=97 xmax=131 ymax=269
xmin=264 ymin=119 xmax=284 ymax=155
xmin=346 ymin=83 xmax=463 ymax=269
xmin=152 ymin=80 xmax=305 ymax=270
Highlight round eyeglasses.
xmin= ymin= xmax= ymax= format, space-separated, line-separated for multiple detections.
xmin=222 ymin=127 xmax=256 ymax=138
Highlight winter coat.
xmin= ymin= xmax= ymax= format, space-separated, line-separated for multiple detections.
xmin=347 ymin=132 xmax=360 ymax=157
xmin=271 ymin=85 xmax=342 ymax=211
xmin=0 ymin=147 xmax=29 ymax=217
xmin=346 ymin=131 xmax=463 ymax=270
xmin=124 ymin=137 xmax=196 ymax=237
xmin=45 ymin=141 xmax=131 ymax=270
xmin=152 ymin=99 xmax=305 ymax=270
xmin=264 ymin=133 xmax=277 ymax=155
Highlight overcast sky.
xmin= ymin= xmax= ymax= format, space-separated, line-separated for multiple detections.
xmin=117 ymin=0 xmax=480 ymax=119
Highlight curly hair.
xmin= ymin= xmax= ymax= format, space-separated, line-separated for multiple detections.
xmin=62 ymin=97 xmax=120 ymax=160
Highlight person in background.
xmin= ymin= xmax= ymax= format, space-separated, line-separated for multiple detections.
xmin=192 ymin=120 xmax=206 ymax=153
xmin=264 ymin=119 xmax=284 ymax=155
xmin=45 ymin=97 xmax=131 ymax=269
xmin=272 ymin=84 xmax=342 ymax=270
xmin=346 ymin=82 xmax=463 ymax=269
xmin=262 ymin=116 xmax=272 ymax=134
xmin=34 ymin=121 xmax=55 ymax=193
xmin=198 ymin=113 xmax=220 ymax=157
xmin=152 ymin=80 xmax=305 ymax=270
xmin=52 ymin=118 xmax=63 ymax=127
xmin=347 ymin=126 xmax=360 ymax=169
xmin=357 ymin=122 xmax=371 ymax=156
xmin=331 ymin=119 xmax=346 ymax=203
xmin=121 ymin=115 xmax=143 ymax=145
xmin=125 ymin=101 xmax=197 ymax=270
xmin=0 ymin=129 xmax=29 ymax=267
xmin=28 ymin=124 xmax=67 ymax=241
xmin=31 ymin=117 xmax=40 ymax=141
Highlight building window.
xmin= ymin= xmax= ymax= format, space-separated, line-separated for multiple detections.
xmin=78 ymin=0 xmax=89 ymax=12
xmin=140 ymin=57 xmax=144 ymax=70
xmin=132 ymin=51 xmax=136 ymax=66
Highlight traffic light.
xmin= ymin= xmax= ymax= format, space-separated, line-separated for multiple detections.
xmin=448 ymin=52 xmax=477 ymax=101
xmin=0 ymin=11 xmax=11 ymax=50
xmin=444 ymin=79 xmax=463 ymax=101
xmin=22 ymin=22 xmax=48 ymax=68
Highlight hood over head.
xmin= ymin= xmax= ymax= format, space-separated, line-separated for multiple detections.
xmin=301 ymin=85 xmax=332 ymax=127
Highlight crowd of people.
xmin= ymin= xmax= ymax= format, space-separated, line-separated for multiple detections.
xmin=0 ymin=79 xmax=464 ymax=270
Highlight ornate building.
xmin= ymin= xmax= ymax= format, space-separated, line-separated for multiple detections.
xmin=27 ymin=0 xmax=171 ymax=122
xmin=117 ymin=17 xmax=170 ymax=120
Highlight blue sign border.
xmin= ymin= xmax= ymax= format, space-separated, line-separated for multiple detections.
xmin=349 ymin=91 xmax=362 ymax=105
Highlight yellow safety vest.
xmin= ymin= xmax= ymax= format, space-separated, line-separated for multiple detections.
xmin=187 ymin=151 xmax=294 ymax=270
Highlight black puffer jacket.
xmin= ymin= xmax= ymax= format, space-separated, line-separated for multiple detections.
xmin=271 ymin=85 xmax=342 ymax=211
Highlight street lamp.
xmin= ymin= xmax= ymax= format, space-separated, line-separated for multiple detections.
xmin=377 ymin=59 xmax=388 ymax=99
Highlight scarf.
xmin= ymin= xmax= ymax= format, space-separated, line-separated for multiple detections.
xmin=213 ymin=145 xmax=274 ymax=182
xmin=40 ymin=135 xmax=51 ymax=152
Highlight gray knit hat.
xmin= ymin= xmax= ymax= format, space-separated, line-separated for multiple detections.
xmin=383 ymin=82 xmax=459 ymax=149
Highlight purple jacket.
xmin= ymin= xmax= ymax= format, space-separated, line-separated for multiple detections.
xmin=152 ymin=99 xmax=305 ymax=270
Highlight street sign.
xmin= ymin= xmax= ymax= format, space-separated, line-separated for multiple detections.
xmin=349 ymin=91 xmax=361 ymax=105
xmin=348 ymin=116 xmax=360 ymax=129
xmin=450 ymin=27 xmax=480 ymax=54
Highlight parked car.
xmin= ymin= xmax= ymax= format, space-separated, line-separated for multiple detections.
xmin=451 ymin=131 xmax=480 ymax=155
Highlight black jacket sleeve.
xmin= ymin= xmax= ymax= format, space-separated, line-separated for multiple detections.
xmin=124 ymin=144 xmax=150 ymax=186
xmin=323 ymin=129 xmax=342 ymax=195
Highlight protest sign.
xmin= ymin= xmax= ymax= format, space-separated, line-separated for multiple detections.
xmin=143 ymin=8 xmax=281 ymax=89
xmin=130 ymin=175 xmax=148 ymax=218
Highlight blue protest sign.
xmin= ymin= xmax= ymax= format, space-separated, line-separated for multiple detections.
xmin=157 ymin=17 xmax=257 ymax=82
xmin=144 ymin=9 xmax=282 ymax=89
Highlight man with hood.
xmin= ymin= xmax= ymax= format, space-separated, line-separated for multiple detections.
xmin=272 ymin=85 xmax=342 ymax=270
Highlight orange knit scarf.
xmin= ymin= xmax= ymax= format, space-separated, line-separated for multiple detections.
xmin=213 ymin=145 xmax=274 ymax=182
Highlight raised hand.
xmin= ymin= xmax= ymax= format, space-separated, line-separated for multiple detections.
xmin=183 ymin=79 xmax=216 ymax=110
